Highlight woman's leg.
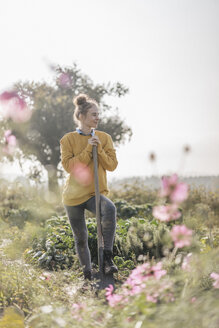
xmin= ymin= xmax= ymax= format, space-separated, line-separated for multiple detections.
xmin=64 ymin=204 xmax=91 ymax=275
xmin=85 ymin=195 xmax=118 ymax=273
xmin=85 ymin=195 xmax=117 ymax=251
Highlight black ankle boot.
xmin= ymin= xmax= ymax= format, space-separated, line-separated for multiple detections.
xmin=83 ymin=270 xmax=92 ymax=281
xmin=103 ymin=250 xmax=118 ymax=274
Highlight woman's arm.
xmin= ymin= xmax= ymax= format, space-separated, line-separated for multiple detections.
xmin=60 ymin=136 xmax=93 ymax=174
xmin=97 ymin=135 xmax=118 ymax=171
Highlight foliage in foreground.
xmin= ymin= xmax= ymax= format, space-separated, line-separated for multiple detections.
xmin=0 ymin=181 xmax=219 ymax=327
xmin=1 ymin=248 xmax=219 ymax=328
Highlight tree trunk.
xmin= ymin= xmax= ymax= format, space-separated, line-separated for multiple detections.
xmin=47 ymin=166 xmax=60 ymax=194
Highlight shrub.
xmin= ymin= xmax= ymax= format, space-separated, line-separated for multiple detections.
xmin=24 ymin=215 xmax=175 ymax=270
xmin=109 ymin=179 xmax=158 ymax=204
xmin=114 ymin=199 xmax=153 ymax=220
xmin=0 ymin=179 xmax=61 ymax=228
xmin=114 ymin=218 xmax=172 ymax=261
xmin=24 ymin=215 xmax=76 ymax=270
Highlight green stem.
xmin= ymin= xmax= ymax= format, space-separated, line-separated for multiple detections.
xmin=181 ymin=278 xmax=189 ymax=299
xmin=170 ymin=246 xmax=178 ymax=262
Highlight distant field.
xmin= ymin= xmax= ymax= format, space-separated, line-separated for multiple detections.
xmin=109 ymin=175 xmax=219 ymax=191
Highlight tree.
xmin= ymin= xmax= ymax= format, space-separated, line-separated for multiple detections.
xmin=1 ymin=63 xmax=132 ymax=192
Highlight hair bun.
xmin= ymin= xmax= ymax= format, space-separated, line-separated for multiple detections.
xmin=73 ymin=94 xmax=88 ymax=106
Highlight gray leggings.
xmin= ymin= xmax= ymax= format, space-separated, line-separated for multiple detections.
xmin=64 ymin=195 xmax=116 ymax=272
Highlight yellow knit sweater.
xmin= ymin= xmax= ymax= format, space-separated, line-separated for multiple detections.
xmin=60 ymin=130 xmax=118 ymax=206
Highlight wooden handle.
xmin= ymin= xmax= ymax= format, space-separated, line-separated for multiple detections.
xmin=93 ymin=145 xmax=104 ymax=273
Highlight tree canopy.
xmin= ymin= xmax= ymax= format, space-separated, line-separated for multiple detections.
xmin=1 ymin=63 xmax=132 ymax=191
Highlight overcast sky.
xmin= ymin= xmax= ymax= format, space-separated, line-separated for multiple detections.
xmin=0 ymin=0 xmax=219 ymax=180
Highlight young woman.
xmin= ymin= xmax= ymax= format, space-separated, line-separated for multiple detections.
xmin=60 ymin=93 xmax=118 ymax=281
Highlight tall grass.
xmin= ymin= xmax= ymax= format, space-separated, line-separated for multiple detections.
xmin=0 ymin=178 xmax=218 ymax=327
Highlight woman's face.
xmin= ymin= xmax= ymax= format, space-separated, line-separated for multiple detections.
xmin=81 ymin=105 xmax=99 ymax=128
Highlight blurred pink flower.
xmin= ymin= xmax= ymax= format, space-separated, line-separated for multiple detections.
xmin=165 ymin=292 xmax=175 ymax=302
xmin=0 ymin=90 xmax=31 ymax=123
xmin=130 ymin=285 xmax=144 ymax=295
xmin=105 ymin=284 xmax=114 ymax=297
xmin=105 ymin=262 xmax=173 ymax=307
xmin=210 ymin=272 xmax=219 ymax=289
xmin=107 ymin=293 xmax=124 ymax=307
xmin=124 ymin=261 xmax=167 ymax=295
xmin=3 ymin=130 xmax=17 ymax=155
xmin=72 ymin=303 xmax=85 ymax=310
xmin=39 ymin=272 xmax=51 ymax=281
xmin=190 ymin=297 xmax=196 ymax=303
xmin=71 ymin=162 xmax=92 ymax=186
xmin=170 ymin=225 xmax=193 ymax=248
xmin=0 ymin=91 xmax=18 ymax=101
xmin=71 ymin=303 xmax=85 ymax=321
xmin=126 ymin=262 xmax=150 ymax=284
xmin=153 ymin=204 xmax=181 ymax=222
xmin=146 ymin=294 xmax=157 ymax=303
xmin=58 ymin=73 xmax=72 ymax=88
xmin=160 ymin=174 xmax=188 ymax=204
xmin=105 ymin=285 xmax=124 ymax=307
xmin=151 ymin=262 xmax=167 ymax=279
xmin=182 ymin=253 xmax=193 ymax=271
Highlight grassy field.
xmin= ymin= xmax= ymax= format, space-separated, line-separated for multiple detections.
xmin=0 ymin=177 xmax=219 ymax=327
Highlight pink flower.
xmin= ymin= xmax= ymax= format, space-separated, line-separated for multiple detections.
xmin=182 ymin=253 xmax=192 ymax=271
xmin=160 ymin=174 xmax=188 ymax=204
xmin=170 ymin=225 xmax=193 ymax=248
xmin=0 ymin=91 xmax=18 ymax=101
xmin=124 ymin=262 xmax=166 ymax=293
xmin=146 ymin=294 xmax=157 ymax=303
xmin=105 ymin=284 xmax=125 ymax=307
xmin=105 ymin=262 xmax=171 ymax=307
xmin=107 ymin=293 xmax=124 ymax=307
xmin=0 ymin=90 xmax=32 ymax=123
xmin=130 ymin=285 xmax=144 ymax=295
xmin=126 ymin=263 xmax=151 ymax=284
xmin=39 ymin=272 xmax=51 ymax=281
xmin=153 ymin=204 xmax=181 ymax=222
xmin=71 ymin=162 xmax=92 ymax=186
xmin=165 ymin=292 xmax=175 ymax=302
xmin=171 ymin=183 xmax=188 ymax=203
xmin=58 ymin=73 xmax=72 ymax=88
xmin=71 ymin=303 xmax=85 ymax=321
xmin=154 ymin=274 xmax=166 ymax=283
xmin=105 ymin=284 xmax=114 ymax=297
xmin=3 ymin=130 xmax=17 ymax=155
xmin=190 ymin=297 xmax=196 ymax=303
xmin=210 ymin=272 xmax=219 ymax=289
xmin=151 ymin=262 xmax=167 ymax=279
xmin=72 ymin=303 xmax=84 ymax=310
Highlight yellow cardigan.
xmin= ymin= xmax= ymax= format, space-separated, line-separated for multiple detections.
xmin=60 ymin=130 xmax=118 ymax=206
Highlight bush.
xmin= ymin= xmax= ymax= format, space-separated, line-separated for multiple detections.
xmin=114 ymin=199 xmax=153 ymax=220
xmin=0 ymin=262 xmax=50 ymax=314
xmin=110 ymin=179 xmax=158 ymax=204
xmin=182 ymin=187 xmax=219 ymax=218
xmin=24 ymin=215 xmax=76 ymax=270
xmin=114 ymin=218 xmax=173 ymax=261
xmin=0 ymin=179 xmax=62 ymax=228
xmin=24 ymin=214 xmax=176 ymax=270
